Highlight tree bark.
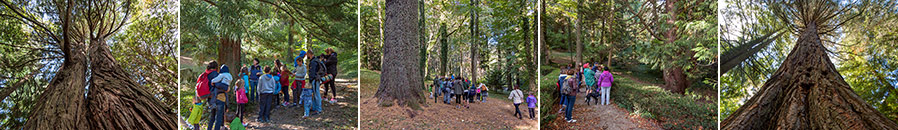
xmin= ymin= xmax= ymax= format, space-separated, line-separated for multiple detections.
xmin=86 ymin=38 xmax=177 ymax=130
xmin=24 ymin=44 xmax=89 ymax=130
xmin=439 ymin=23 xmax=448 ymax=76
xmin=660 ymin=0 xmax=688 ymax=94
xmin=539 ymin=0 xmax=546 ymax=66
xmin=721 ymin=22 xmax=898 ymax=129
xmin=219 ymin=37 xmax=242 ymax=71
xmin=720 ymin=31 xmax=783 ymax=73
xmin=662 ymin=67 xmax=689 ymax=94
xmin=470 ymin=0 xmax=479 ymax=82
xmin=376 ymin=0 xmax=424 ymax=108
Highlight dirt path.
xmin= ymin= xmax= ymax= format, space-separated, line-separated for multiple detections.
xmin=360 ymin=94 xmax=538 ymax=130
xmin=546 ymin=88 xmax=661 ymax=130
xmin=242 ymin=79 xmax=358 ymax=130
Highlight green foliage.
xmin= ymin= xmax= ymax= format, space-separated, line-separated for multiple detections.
xmin=609 ymin=74 xmax=717 ymax=130
xmin=719 ymin=0 xmax=898 ymax=121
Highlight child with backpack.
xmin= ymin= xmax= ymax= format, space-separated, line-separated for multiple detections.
xmin=292 ymin=53 xmax=307 ymax=107
xmin=527 ymin=92 xmax=537 ymax=120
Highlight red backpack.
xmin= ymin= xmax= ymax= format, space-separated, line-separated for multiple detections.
xmin=195 ymin=70 xmax=213 ymax=98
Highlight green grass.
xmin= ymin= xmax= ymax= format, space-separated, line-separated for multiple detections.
xmin=359 ymin=69 xmax=380 ymax=96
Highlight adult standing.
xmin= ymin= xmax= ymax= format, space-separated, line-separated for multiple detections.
xmin=508 ymin=85 xmax=524 ymax=119
xmin=249 ymin=59 xmax=262 ymax=101
xmin=597 ymin=66 xmax=615 ymax=105
xmin=324 ymin=48 xmax=339 ymax=102
xmin=454 ymin=77 xmax=466 ymax=108
xmin=307 ymin=51 xmax=326 ymax=113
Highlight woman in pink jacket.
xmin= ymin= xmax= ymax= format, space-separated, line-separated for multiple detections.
xmin=596 ymin=66 xmax=614 ymax=105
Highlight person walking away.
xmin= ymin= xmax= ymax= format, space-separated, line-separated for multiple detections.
xmin=443 ymin=76 xmax=453 ymax=104
xmin=527 ymin=92 xmax=537 ymax=120
xmin=562 ymin=70 xmax=579 ymax=123
xmin=307 ymin=51 xmax=326 ymax=114
xmin=292 ymin=53 xmax=307 ymax=107
xmin=324 ymin=48 xmax=339 ymax=102
xmin=191 ymin=61 xmax=216 ymax=130
xmin=249 ymin=59 xmax=262 ymax=102
xmin=598 ymin=66 xmax=614 ymax=105
xmin=509 ymin=85 xmax=524 ymax=119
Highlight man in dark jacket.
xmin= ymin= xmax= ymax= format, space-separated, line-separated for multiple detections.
xmin=324 ymin=48 xmax=338 ymax=102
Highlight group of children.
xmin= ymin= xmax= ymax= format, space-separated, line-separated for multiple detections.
xmin=429 ymin=75 xmax=538 ymax=120
xmin=191 ymin=49 xmax=340 ymax=130
xmin=556 ymin=62 xmax=615 ymax=123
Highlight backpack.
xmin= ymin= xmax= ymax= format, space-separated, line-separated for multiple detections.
xmin=313 ymin=59 xmax=328 ymax=81
xmin=195 ymin=70 xmax=212 ymax=98
xmin=561 ymin=77 xmax=578 ymax=95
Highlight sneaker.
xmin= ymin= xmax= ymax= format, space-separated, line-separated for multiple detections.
xmin=570 ymin=119 xmax=577 ymax=123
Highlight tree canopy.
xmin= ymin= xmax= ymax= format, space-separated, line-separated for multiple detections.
xmin=720 ymin=0 xmax=898 ymax=122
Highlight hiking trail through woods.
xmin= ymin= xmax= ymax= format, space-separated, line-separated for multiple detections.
xmin=546 ymin=87 xmax=663 ymax=130
xmin=243 ymin=79 xmax=358 ymax=130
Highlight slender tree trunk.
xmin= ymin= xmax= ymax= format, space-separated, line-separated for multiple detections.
xmin=722 ymin=22 xmax=898 ymax=129
xmin=86 ymin=38 xmax=177 ymax=130
xmin=539 ymin=0 xmax=546 ymax=66
xmin=470 ymin=0 xmax=479 ymax=81
xmin=376 ymin=0 xmax=423 ymax=108
xmin=720 ymin=31 xmax=783 ymax=73
xmin=439 ymin=24 xmax=448 ymax=76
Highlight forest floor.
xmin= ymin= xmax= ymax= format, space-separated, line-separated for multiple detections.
xmin=545 ymin=85 xmax=662 ymax=130
xmin=241 ymin=79 xmax=358 ymax=130
xmin=359 ymin=69 xmax=538 ymax=130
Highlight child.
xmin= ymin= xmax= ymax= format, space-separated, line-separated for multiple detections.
xmin=527 ymin=92 xmax=537 ymax=120
xmin=234 ymin=67 xmax=248 ymax=126
xmin=257 ymin=67 xmax=277 ymax=123
xmin=279 ymin=66 xmax=292 ymax=107
xmin=480 ymin=84 xmax=488 ymax=102
xmin=272 ymin=65 xmax=282 ymax=109
xmin=292 ymin=54 xmax=307 ymax=107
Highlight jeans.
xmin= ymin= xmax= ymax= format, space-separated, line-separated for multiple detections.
xmin=564 ymin=94 xmax=576 ymax=120
xmin=249 ymin=80 xmax=258 ymax=101
xmin=206 ymin=99 xmax=225 ymax=130
xmin=559 ymin=92 xmax=567 ymax=106
xmin=602 ymin=87 xmax=611 ymax=105
xmin=514 ymin=103 xmax=522 ymax=119
xmin=259 ymin=93 xmax=273 ymax=121
xmin=443 ymin=90 xmax=452 ymax=104
xmin=301 ymin=88 xmax=314 ymax=116
xmin=311 ymin=80 xmax=322 ymax=112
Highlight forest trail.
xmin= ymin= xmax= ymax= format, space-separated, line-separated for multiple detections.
xmin=360 ymin=95 xmax=538 ymax=130
xmin=547 ymin=87 xmax=662 ymax=130
xmin=242 ymin=79 xmax=358 ymax=130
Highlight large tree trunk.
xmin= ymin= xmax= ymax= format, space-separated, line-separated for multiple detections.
xmin=86 ymin=38 xmax=177 ymax=130
xmin=24 ymin=44 xmax=89 ymax=129
xmin=662 ymin=67 xmax=689 ymax=94
xmin=219 ymin=37 xmax=242 ymax=70
xmin=721 ymin=22 xmax=898 ymax=129
xmin=376 ymin=0 xmax=423 ymax=108
xmin=660 ymin=0 xmax=688 ymax=94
